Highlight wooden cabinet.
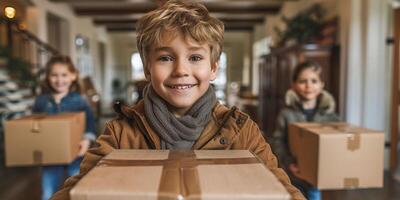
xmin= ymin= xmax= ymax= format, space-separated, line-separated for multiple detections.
xmin=258 ymin=44 xmax=340 ymax=136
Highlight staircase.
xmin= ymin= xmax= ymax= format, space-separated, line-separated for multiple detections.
xmin=0 ymin=16 xmax=60 ymax=200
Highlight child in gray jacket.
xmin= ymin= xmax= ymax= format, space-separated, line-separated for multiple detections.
xmin=271 ymin=61 xmax=340 ymax=200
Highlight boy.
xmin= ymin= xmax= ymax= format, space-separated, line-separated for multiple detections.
xmin=51 ymin=1 xmax=304 ymax=199
xmin=271 ymin=61 xmax=340 ymax=200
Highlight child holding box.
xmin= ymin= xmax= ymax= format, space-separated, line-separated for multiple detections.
xmin=51 ymin=1 xmax=304 ymax=199
xmin=33 ymin=55 xmax=96 ymax=200
xmin=271 ymin=61 xmax=340 ymax=200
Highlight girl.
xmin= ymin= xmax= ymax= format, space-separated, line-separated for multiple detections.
xmin=32 ymin=55 xmax=96 ymax=200
xmin=271 ymin=61 xmax=340 ymax=200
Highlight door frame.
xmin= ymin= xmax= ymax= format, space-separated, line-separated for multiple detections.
xmin=390 ymin=8 xmax=400 ymax=172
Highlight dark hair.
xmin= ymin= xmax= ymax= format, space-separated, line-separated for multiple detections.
xmin=41 ymin=55 xmax=81 ymax=94
xmin=292 ymin=61 xmax=323 ymax=82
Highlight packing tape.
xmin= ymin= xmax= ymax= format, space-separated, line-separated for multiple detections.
xmin=97 ymin=150 xmax=260 ymax=200
xmin=33 ymin=150 xmax=43 ymax=164
xmin=31 ymin=121 xmax=40 ymax=133
xmin=159 ymin=151 xmax=200 ymax=200
xmin=332 ymin=126 xmax=361 ymax=151
xmin=343 ymin=177 xmax=359 ymax=188
xmin=30 ymin=115 xmax=52 ymax=133
xmin=347 ymin=133 xmax=361 ymax=151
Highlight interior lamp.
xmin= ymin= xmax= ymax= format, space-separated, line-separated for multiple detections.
xmin=5 ymin=7 xmax=16 ymax=19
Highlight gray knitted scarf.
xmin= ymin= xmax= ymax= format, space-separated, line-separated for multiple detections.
xmin=143 ymin=84 xmax=217 ymax=150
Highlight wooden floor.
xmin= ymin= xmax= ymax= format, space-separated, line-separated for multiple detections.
xmin=0 ymin=166 xmax=41 ymax=200
xmin=0 ymin=123 xmax=399 ymax=200
xmin=322 ymin=172 xmax=400 ymax=200
xmin=0 ymin=160 xmax=399 ymax=200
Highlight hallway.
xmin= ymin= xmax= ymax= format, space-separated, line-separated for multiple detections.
xmin=1 ymin=0 xmax=400 ymax=199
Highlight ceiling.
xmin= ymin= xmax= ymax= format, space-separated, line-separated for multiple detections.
xmin=48 ymin=0 xmax=297 ymax=32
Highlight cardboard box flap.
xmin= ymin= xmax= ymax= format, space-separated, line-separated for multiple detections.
xmin=195 ymin=150 xmax=254 ymax=159
xmin=7 ymin=112 xmax=84 ymax=122
xmin=71 ymin=150 xmax=291 ymax=200
xmin=104 ymin=149 xmax=254 ymax=160
xmin=305 ymin=126 xmax=383 ymax=151
xmin=306 ymin=126 xmax=380 ymax=135
xmin=8 ymin=114 xmax=48 ymax=121
xmin=104 ymin=149 xmax=170 ymax=160
xmin=291 ymin=122 xmax=349 ymax=128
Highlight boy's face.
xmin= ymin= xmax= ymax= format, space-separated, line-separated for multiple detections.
xmin=292 ymin=68 xmax=324 ymax=102
xmin=146 ymin=32 xmax=218 ymax=116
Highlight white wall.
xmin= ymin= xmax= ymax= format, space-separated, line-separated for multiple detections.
xmin=340 ymin=0 xmax=391 ymax=131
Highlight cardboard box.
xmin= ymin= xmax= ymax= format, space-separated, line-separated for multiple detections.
xmin=4 ymin=112 xmax=85 ymax=166
xmin=288 ymin=122 xmax=384 ymax=189
xmin=70 ymin=150 xmax=291 ymax=200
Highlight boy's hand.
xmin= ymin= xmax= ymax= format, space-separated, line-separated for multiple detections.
xmin=78 ymin=139 xmax=90 ymax=156
xmin=289 ymin=163 xmax=301 ymax=177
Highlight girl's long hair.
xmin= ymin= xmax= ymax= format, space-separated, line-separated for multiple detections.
xmin=41 ymin=55 xmax=81 ymax=94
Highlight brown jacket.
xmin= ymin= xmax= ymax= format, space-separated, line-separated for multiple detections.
xmin=51 ymin=101 xmax=305 ymax=200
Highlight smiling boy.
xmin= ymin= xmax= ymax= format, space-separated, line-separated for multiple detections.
xmin=147 ymin=32 xmax=215 ymax=117
xmin=50 ymin=1 xmax=304 ymax=199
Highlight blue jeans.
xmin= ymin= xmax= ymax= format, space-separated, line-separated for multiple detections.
xmin=307 ymin=187 xmax=321 ymax=200
xmin=41 ymin=157 xmax=82 ymax=200
xmin=290 ymin=174 xmax=321 ymax=200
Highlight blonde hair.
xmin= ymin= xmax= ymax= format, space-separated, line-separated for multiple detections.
xmin=136 ymin=0 xmax=224 ymax=69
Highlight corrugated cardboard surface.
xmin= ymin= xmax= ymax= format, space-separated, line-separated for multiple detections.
xmin=289 ymin=123 xmax=384 ymax=189
xmin=4 ymin=112 xmax=85 ymax=166
xmin=70 ymin=150 xmax=291 ymax=200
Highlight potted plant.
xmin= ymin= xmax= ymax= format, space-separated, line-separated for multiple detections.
xmin=275 ymin=4 xmax=325 ymax=46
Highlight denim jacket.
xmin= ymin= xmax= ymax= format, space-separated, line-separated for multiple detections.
xmin=32 ymin=92 xmax=96 ymax=141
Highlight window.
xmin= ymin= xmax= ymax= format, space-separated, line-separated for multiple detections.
xmin=131 ymin=52 xmax=145 ymax=81
xmin=75 ymin=35 xmax=92 ymax=77
xmin=212 ymin=52 xmax=227 ymax=102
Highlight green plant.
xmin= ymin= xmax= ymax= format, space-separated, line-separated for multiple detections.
xmin=0 ymin=46 xmax=11 ymax=58
xmin=0 ymin=46 xmax=37 ymax=86
xmin=275 ymin=4 xmax=325 ymax=45
xmin=8 ymin=57 xmax=36 ymax=86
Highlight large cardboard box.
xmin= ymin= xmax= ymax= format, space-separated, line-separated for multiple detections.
xmin=4 ymin=112 xmax=85 ymax=166
xmin=70 ymin=150 xmax=291 ymax=200
xmin=288 ymin=122 xmax=384 ymax=189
